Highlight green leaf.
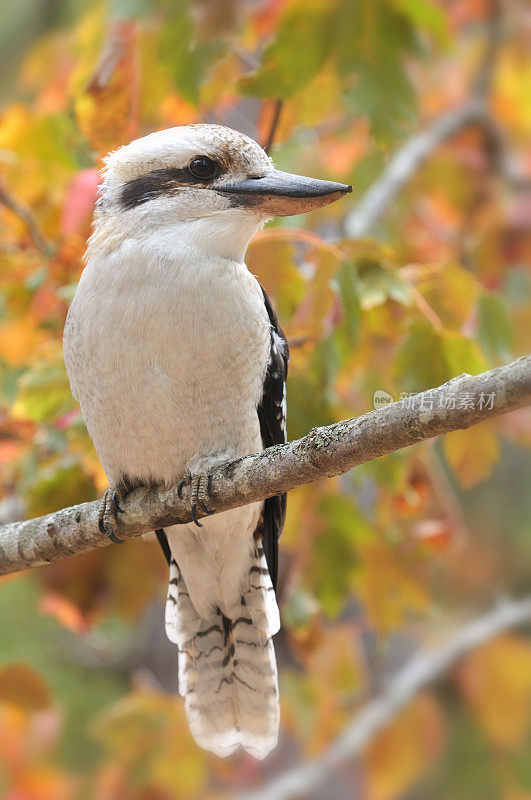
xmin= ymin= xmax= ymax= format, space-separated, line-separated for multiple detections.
xmin=282 ymin=587 xmax=319 ymax=629
xmin=287 ymin=338 xmax=340 ymax=440
xmin=92 ymin=690 xmax=207 ymax=795
xmin=0 ymin=361 xmax=25 ymax=404
xmin=344 ymin=58 xmax=416 ymax=143
xmin=477 ymin=291 xmax=514 ymax=361
xmin=309 ymin=493 xmax=373 ymax=617
xmin=24 ymin=458 xmax=98 ymax=517
xmin=23 ymin=456 xmax=98 ymax=517
xmin=339 ymin=240 xmax=410 ymax=304
xmin=356 ymin=450 xmax=408 ymax=489
xmin=110 ymin=0 xmax=154 ymax=19
xmin=24 ymin=265 xmax=48 ymax=291
xmin=159 ymin=0 xmax=225 ymax=104
xmin=442 ymin=334 xmax=488 ymax=380
xmin=239 ymin=0 xmax=336 ymax=99
xmin=395 ymin=320 xmax=488 ymax=393
xmin=358 ymin=262 xmax=411 ymax=308
xmin=14 ymin=362 xmax=74 ymax=423
xmin=392 ymin=0 xmax=450 ymax=45
xmin=335 ymin=261 xmax=362 ymax=350
xmin=336 ymin=0 xmax=419 ymax=141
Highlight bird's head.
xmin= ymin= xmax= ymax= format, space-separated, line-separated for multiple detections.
xmin=93 ymin=124 xmax=352 ymax=261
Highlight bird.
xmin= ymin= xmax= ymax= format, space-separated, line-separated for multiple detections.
xmin=63 ymin=123 xmax=351 ymax=759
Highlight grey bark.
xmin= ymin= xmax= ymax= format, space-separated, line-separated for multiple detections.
xmin=0 ymin=355 xmax=529 ymax=576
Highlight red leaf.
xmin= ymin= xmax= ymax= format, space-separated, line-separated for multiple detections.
xmin=60 ymin=169 xmax=99 ymax=236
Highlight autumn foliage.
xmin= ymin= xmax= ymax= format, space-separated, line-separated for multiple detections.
xmin=0 ymin=0 xmax=530 ymax=798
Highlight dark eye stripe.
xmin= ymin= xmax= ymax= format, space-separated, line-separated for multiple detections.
xmin=120 ymin=166 xmax=222 ymax=210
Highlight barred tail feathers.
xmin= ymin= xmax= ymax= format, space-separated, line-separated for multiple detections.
xmin=165 ymin=548 xmax=280 ymax=759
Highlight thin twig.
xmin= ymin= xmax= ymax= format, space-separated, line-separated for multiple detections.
xmin=252 ymin=227 xmax=344 ymax=260
xmin=0 ymin=356 xmax=529 ymax=576
xmin=0 ymin=185 xmax=53 ymax=256
xmin=408 ymin=285 xmax=444 ymax=331
xmin=262 ymin=99 xmax=283 ymax=154
xmin=238 ymin=595 xmax=531 ymax=800
xmin=472 ymin=0 xmax=503 ymax=101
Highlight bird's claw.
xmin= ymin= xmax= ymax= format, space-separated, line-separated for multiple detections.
xmin=198 ymin=498 xmax=215 ymax=516
xmin=177 ymin=472 xmax=216 ymax=528
xmin=112 ymin=492 xmax=125 ymax=514
xmin=98 ymin=487 xmax=125 ymax=544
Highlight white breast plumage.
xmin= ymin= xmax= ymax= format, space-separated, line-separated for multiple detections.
xmin=64 ymin=245 xmax=271 ymax=487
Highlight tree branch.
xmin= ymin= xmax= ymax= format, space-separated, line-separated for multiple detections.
xmin=0 ymin=356 xmax=529 ymax=576
xmin=237 ymin=595 xmax=531 ymax=800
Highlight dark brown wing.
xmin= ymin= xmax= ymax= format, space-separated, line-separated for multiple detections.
xmin=256 ymin=286 xmax=289 ymax=590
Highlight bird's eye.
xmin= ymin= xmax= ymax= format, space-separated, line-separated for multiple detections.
xmin=189 ymin=156 xmax=218 ymax=180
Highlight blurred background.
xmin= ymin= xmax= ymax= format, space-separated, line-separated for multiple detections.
xmin=0 ymin=0 xmax=530 ymax=798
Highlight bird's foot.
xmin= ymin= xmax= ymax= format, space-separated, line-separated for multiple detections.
xmin=177 ymin=471 xmax=216 ymax=528
xmin=98 ymin=487 xmax=126 ymax=544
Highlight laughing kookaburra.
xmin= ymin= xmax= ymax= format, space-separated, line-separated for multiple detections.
xmin=63 ymin=124 xmax=351 ymax=759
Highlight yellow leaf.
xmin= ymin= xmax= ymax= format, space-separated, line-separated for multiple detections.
xmin=247 ymin=229 xmax=343 ymax=340
xmin=247 ymin=232 xmax=304 ymax=322
xmin=494 ymin=52 xmax=531 ymax=135
xmin=414 ymin=262 xmax=479 ymax=331
xmin=457 ymin=634 xmax=531 ymax=749
xmin=357 ymin=541 xmax=430 ymax=633
xmin=364 ymin=694 xmax=444 ymax=800
xmin=0 ymin=106 xmax=78 ymax=203
xmin=443 ymin=424 xmax=500 ymax=489
xmin=307 ymin=625 xmax=362 ymax=696
xmin=92 ymin=689 xmax=207 ymax=796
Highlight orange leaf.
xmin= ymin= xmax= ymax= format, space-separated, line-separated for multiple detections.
xmin=159 ymin=93 xmax=198 ymax=127
xmin=0 ymin=664 xmax=51 ymax=712
xmin=250 ymin=0 xmax=288 ymax=39
xmin=0 ymin=318 xmax=45 ymax=367
xmin=12 ymin=766 xmax=75 ymax=800
xmin=75 ymin=20 xmax=140 ymax=155
xmin=38 ymin=592 xmax=90 ymax=634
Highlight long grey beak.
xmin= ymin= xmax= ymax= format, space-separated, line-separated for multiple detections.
xmin=218 ymin=169 xmax=352 ymax=216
